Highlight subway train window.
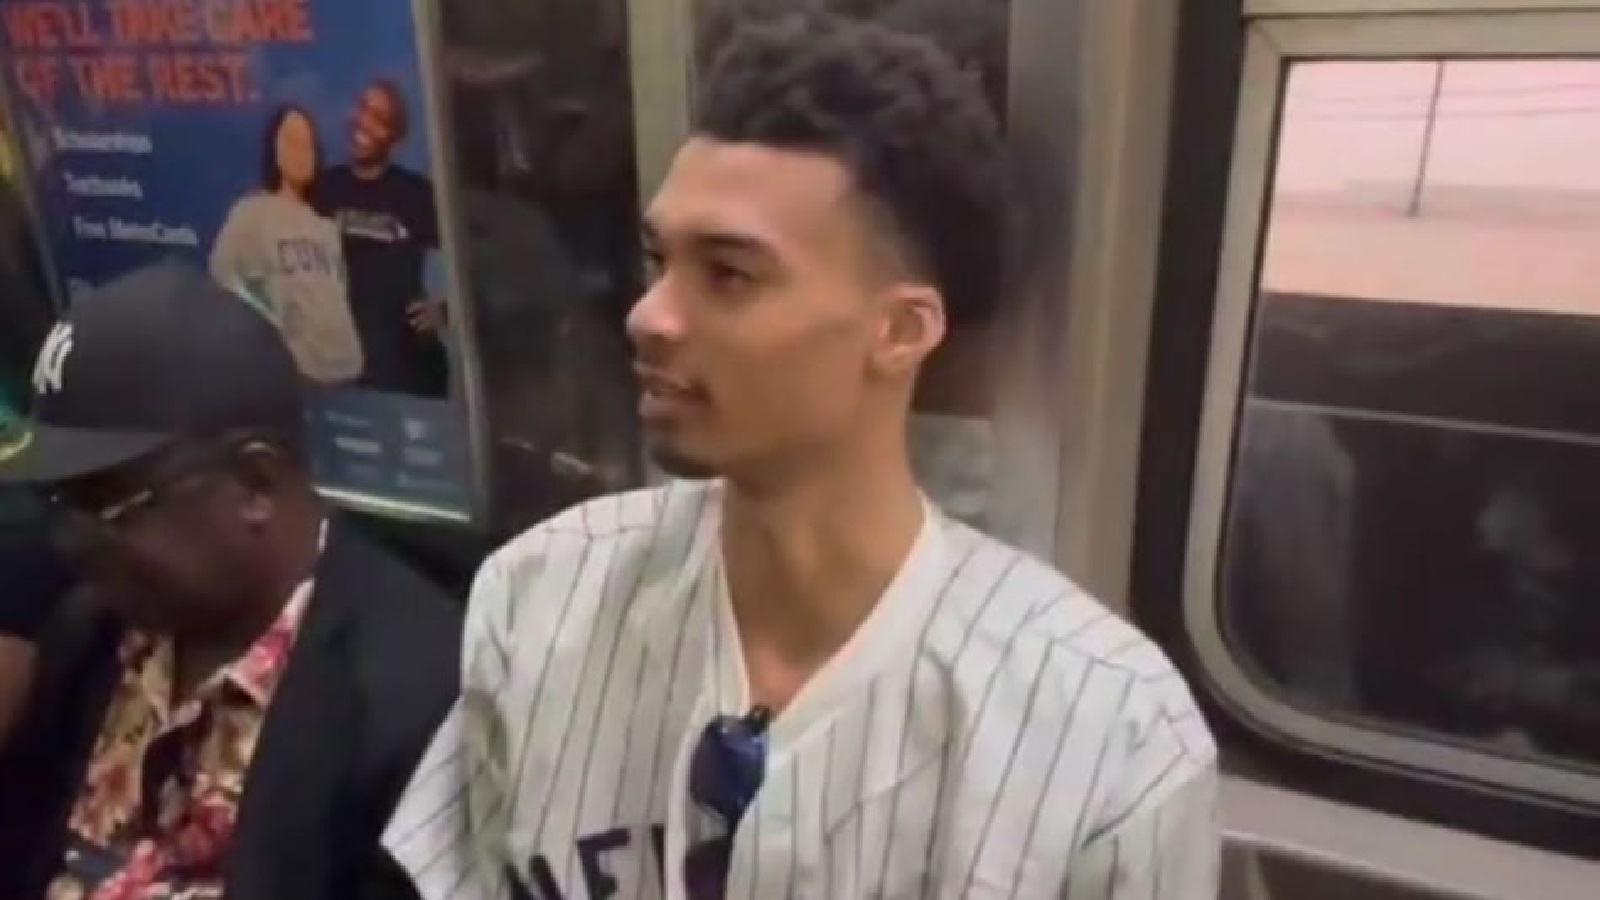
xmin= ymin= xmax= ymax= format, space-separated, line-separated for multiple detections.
xmin=1223 ymin=59 xmax=1600 ymax=783
xmin=694 ymin=0 xmax=1014 ymax=530
xmin=438 ymin=0 xmax=645 ymax=533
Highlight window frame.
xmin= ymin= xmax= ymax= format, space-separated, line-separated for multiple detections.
xmin=627 ymin=0 xmax=695 ymax=489
xmin=1248 ymin=0 xmax=1600 ymax=16
xmin=1185 ymin=9 xmax=1600 ymax=809
xmin=414 ymin=0 xmax=493 ymax=527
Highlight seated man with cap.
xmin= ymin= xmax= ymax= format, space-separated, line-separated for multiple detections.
xmin=0 ymin=261 xmax=461 ymax=900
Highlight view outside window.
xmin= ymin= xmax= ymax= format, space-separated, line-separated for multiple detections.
xmin=439 ymin=0 xmax=644 ymax=534
xmin=695 ymin=0 xmax=1014 ymax=530
xmin=1225 ymin=60 xmax=1600 ymax=772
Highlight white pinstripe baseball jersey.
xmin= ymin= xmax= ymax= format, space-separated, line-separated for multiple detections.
xmin=383 ymin=480 xmax=1219 ymax=899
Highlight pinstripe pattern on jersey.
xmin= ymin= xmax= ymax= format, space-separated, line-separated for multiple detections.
xmin=383 ymin=481 xmax=1219 ymax=900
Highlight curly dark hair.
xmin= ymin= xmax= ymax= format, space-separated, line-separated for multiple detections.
xmin=697 ymin=0 xmax=1008 ymax=118
xmin=694 ymin=5 xmax=1010 ymax=327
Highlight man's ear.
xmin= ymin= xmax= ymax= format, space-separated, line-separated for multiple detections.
xmin=874 ymin=284 xmax=946 ymax=377
xmin=234 ymin=442 xmax=288 ymax=526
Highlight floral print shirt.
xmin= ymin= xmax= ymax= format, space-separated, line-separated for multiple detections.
xmin=45 ymin=584 xmax=312 ymax=900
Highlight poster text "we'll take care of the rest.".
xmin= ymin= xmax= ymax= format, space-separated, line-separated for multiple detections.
xmin=3 ymin=0 xmax=314 ymax=108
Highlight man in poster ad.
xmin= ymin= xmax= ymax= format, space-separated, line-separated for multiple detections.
xmin=0 ymin=0 xmax=471 ymax=517
xmin=315 ymin=80 xmax=450 ymax=400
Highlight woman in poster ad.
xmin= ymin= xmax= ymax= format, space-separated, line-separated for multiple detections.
xmin=210 ymin=104 xmax=365 ymax=384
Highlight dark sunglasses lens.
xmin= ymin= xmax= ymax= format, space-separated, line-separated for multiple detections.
xmin=691 ymin=720 xmax=766 ymax=822
xmin=683 ymin=839 xmax=731 ymax=900
xmin=684 ymin=714 xmax=769 ymax=899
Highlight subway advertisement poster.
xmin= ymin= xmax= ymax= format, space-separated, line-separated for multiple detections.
xmin=0 ymin=0 xmax=472 ymax=520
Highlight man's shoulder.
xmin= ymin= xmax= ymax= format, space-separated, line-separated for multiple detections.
xmin=317 ymin=525 xmax=463 ymax=788
xmin=316 ymin=164 xmax=430 ymax=194
xmin=397 ymin=164 xmax=433 ymax=187
xmin=381 ymin=164 xmax=434 ymax=196
xmin=464 ymin=483 xmax=716 ymax=673
xmin=925 ymin=528 xmax=1216 ymax=852
xmin=323 ymin=521 xmax=463 ymax=678
xmin=330 ymin=519 xmax=462 ymax=614
xmin=481 ymin=481 xmax=714 ymax=586
xmin=931 ymin=523 xmax=1215 ymax=767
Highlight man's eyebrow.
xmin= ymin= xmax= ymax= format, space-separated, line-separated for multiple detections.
xmin=695 ymin=232 xmax=773 ymax=258
xmin=640 ymin=220 xmax=774 ymax=258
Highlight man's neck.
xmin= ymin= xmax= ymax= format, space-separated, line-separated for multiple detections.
xmin=352 ymin=159 xmax=390 ymax=180
xmin=173 ymin=588 xmax=289 ymax=698
xmin=914 ymin=322 xmax=994 ymax=417
xmin=175 ymin=506 xmax=324 ymax=693
xmin=720 ymin=447 xmax=926 ymax=673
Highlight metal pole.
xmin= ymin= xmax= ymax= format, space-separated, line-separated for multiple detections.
xmin=1408 ymin=60 xmax=1446 ymax=217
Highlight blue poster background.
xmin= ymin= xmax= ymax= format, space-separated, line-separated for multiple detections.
xmin=0 ymin=0 xmax=470 ymax=519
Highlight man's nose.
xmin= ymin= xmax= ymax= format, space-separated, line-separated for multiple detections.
xmin=626 ymin=277 xmax=687 ymax=351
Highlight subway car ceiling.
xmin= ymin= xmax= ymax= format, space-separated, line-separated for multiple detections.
xmin=1 ymin=0 xmax=1598 ymax=886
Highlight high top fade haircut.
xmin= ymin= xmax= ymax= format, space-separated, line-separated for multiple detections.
xmin=696 ymin=0 xmax=1008 ymax=119
xmin=693 ymin=5 xmax=1010 ymax=328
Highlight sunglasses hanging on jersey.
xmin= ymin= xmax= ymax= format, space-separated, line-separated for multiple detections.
xmin=684 ymin=705 xmax=772 ymax=900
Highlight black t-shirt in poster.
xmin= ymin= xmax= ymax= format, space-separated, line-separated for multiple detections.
xmin=314 ymin=164 xmax=449 ymax=398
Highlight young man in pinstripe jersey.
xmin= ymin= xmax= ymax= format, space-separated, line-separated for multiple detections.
xmin=384 ymin=8 xmax=1220 ymax=899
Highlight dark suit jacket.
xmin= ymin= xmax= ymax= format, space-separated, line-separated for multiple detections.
xmin=0 ymin=517 xmax=462 ymax=900
xmin=0 ymin=495 xmax=72 ymax=641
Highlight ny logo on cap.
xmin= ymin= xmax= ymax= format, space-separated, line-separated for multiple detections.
xmin=32 ymin=322 xmax=74 ymax=396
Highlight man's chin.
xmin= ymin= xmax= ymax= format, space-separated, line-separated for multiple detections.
xmin=647 ymin=441 xmax=719 ymax=481
xmin=89 ymin=582 xmax=181 ymax=632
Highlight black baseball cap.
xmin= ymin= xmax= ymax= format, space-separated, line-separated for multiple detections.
xmin=0 ymin=260 xmax=305 ymax=485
